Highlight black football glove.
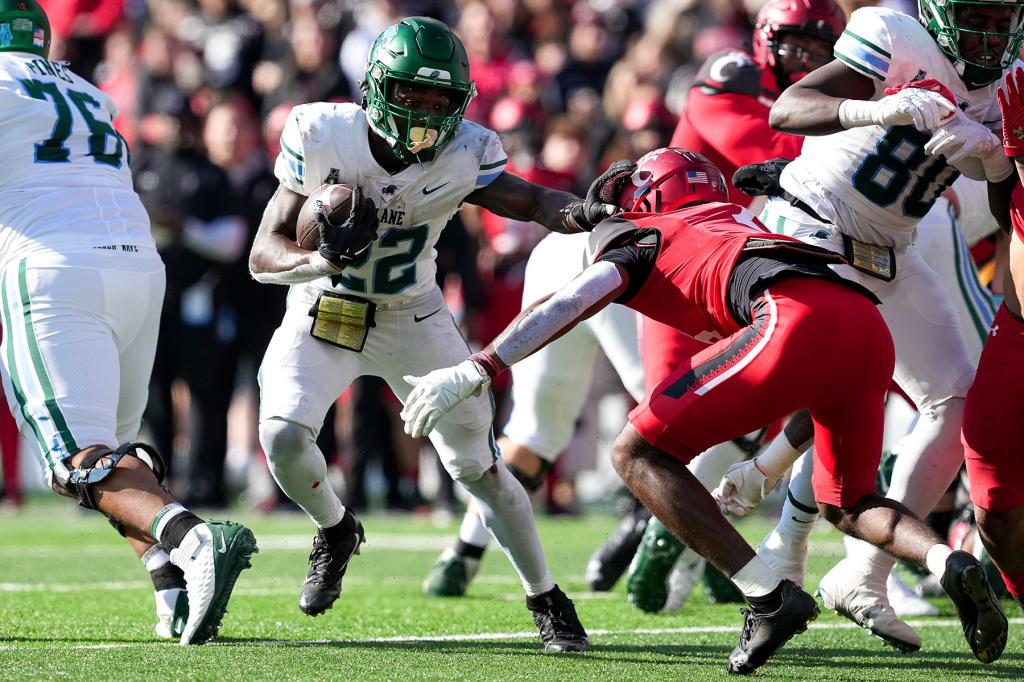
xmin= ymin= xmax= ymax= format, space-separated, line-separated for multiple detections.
xmin=317 ymin=187 xmax=379 ymax=265
xmin=732 ymin=159 xmax=791 ymax=198
xmin=571 ymin=159 xmax=638 ymax=231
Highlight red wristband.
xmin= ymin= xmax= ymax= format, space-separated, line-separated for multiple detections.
xmin=469 ymin=352 xmax=502 ymax=380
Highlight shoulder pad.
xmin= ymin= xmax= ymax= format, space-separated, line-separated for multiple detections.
xmin=587 ymin=215 xmax=641 ymax=263
xmin=694 ymin=50 xmax=763 ymax=97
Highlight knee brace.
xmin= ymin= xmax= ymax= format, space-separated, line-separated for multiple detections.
xmin=50 ymin=442 xmax=166 ymax=535
xmin=507 ymin=459 xmax=553 ymax=493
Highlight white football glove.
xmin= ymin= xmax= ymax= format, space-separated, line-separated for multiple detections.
xmin=401 ymin=359 xmax=490 ymax=438
xmin=924 ymin=114 xmax=1001 ymax=164
xmin=839 ymin=88 xmax=957 ymax=131
xmin=712 ymin=458 xmax=783 ymax=517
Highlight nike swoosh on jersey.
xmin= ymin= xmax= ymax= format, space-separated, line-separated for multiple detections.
xmin=422 ymin=182 xmax=450 ymax=195
xmin=414 ymin=307 xmax=443 ymax=322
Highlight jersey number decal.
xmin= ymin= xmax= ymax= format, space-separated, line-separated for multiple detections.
xmin=851 ymin=126 xmax=959 ymax=219
xmin=20 ymin=78 xmax=128 ymax=167
xmin=336 ymin=224 xmax=429 ymax=295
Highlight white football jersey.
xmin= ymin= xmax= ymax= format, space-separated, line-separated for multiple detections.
xmin=274 ymin=102 xmax=507 ymax=303
xmin=781 ymin=7 xmax=1012 ymax=249
xmin=0 ymin=53 xmax=153 ymax=268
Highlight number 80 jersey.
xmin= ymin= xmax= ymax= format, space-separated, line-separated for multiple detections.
xmin=780 ymin=7 xmax=1014 ymax=249
xmin=0 ymin=53 xmax=151 ymax=264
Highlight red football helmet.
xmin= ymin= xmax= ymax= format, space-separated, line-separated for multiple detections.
xmin=752 ymin=0 xmax=846 ymax=70
xmin=617 ymin=148 xmax=729 ymax=214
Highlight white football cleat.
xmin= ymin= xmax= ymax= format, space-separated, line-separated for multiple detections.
xmin=663 ymin=547 xmax=706 ymax=613
xmin=758 ymin=527 xmax=808 ymax=588
xmin=887 ymin=572 xmax=939 ymax=617
xmin=817 ymin=559 xmax=922 ymax=652
xmin=154 ymin=587 xmax=188 ymax=639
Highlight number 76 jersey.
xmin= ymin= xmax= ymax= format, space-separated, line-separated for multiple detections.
xmin=780 ymin=7 xmax=1015 ymax=249
xmin=0 ymin=53 xmax=152 ymax=264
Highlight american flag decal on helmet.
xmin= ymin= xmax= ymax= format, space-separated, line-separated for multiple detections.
xmin=687 ymin=170 xmax=708 ymax=183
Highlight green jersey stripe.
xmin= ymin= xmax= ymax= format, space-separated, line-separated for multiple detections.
xmin=17 ymin=260 xmax=79 ymax=455
xmin=950 ymin=220 xmax=989 ymax=342
xmin=479 ymin=158 xmax=507 ymax=171
xmin=280 ymin=137 xmax=304 ymax=162
xmin=835 ymin=52 xmax=886 ymax=81
xmin=842 ymin=29 xmax=892 ymax=59
xmin=0 ymin=266 xmax=52 ymax=466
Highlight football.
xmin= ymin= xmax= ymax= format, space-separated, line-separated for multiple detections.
xmin=295 ymin=183 xmax=354 ymax=250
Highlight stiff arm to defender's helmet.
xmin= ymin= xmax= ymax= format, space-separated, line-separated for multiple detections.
xmin=0 ymin=0 xmax=50 ymax=58
xmin=618 ymin=148 xmax=729 ymax=214
xmin=919 ymin=0 xmax=1024 ymax=87
xmin=362 ymin=17 xmax=477 ymax=164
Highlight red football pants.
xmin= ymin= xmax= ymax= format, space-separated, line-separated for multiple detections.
xmin=630 ymin=277 xmax=895 ymax=507
xmin=962 ymin=303 xmax=1024 ymax=512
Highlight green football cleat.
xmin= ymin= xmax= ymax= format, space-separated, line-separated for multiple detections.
xmin=423 ymin=548 xmax=480 ymax=597
xmin=704 ymin=563 xmax=746 ymax=604
xmin=626 ymin=517 xmax=684 ymax=613
xmin=154 ymin=587 xmax=189 ymax=639
xmin=170 ymin=521 xmax=258 ymax=645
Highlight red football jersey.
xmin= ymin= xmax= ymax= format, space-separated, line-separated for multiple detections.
xmin=1010 ymin=182 xmax=1024 ymax=242
xmin=592 ymin=202 xmax=809 ymax=343
xmin=670 ymin=50 xmax=803 ymax=207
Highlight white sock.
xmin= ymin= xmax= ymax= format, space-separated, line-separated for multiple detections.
xmin=457 ymin=503 xmax=493 ymax=549
xmin=687 ymin=440 xmax=747 ymax=490
xmin=460 ymin=464 xmax=554 ymax=597
xmin=731 ymin=556 xmax=783 ymax=598
xmin=261 ymin=418 xmax=345 ymax=529
xmin=774 ymin=450 xmax=818 ymax=546
xmin=141 ymin=544 xmax=171 ymax=572
xmin=925 ymin=544 xmax=953 ymax=581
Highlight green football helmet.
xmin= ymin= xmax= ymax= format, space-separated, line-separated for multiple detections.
xmin=362 ymin=17 xmax=476 ymax=164
xmin=0 ymin=0 xmax=49 ymax=58
xmin=918 ymin=0 xmax=1024 ymax=88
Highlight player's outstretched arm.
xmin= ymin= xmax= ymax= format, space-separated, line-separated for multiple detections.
xmin=401 ymin=262 xmax=629 ymax=437
xmin=248 ymin=182 xmax=345 ymax=284
xmin=466 ymin=166 xmax=631 ymax=234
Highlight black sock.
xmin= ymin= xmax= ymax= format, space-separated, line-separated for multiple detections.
xmin=746 ymin=581 xmax=785 ymax=612
xmin=321 ymin=510 xmax=358 ymax=544
xmin=162 ymin=513 xmax=203 ymax=549
xmin=150 ymin=561 xmax=186 ymax=590
xmin=526 ymin=584 xmax=565 ymax=609
xmin=455 ymin=539 xmax=486 ymax=560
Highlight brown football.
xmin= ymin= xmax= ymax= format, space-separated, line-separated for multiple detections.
xmin=295 ymin=184 xmax=354 ymax=250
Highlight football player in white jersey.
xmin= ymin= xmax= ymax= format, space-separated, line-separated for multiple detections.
xmin=420 ymin=231 xmax=647 ymax=598
xmin=0 ymin=0 xmax=257 ymax=645
xmin=752 ymin=0 xmax=1021 ymax=654
xmin=248 ymin=17 xmax=627 ymax=652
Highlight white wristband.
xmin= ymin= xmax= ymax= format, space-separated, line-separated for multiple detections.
xmin=250 ymin=252 xmax=343 ymax=285
xmin=309 ymin=252 xmax=345 ymax=276
xmin=837 ymin=99 xmax=880 ymax=129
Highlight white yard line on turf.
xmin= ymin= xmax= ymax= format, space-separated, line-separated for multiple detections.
xmin=0 ymin=619 xmax=1021 ymax=651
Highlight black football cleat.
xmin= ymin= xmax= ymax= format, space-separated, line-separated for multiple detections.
xmin=299 ymin=512 xmax=365 ymax=616
xmin=526 ymin=585 xmax=590 ymax=652
xmin=941 ymin=550 xmax=1008 ymax=664
xmin=585 ymin=504 xmax=651 ymax=591
xmin=727 ymin=580 xmax=818 ymax=675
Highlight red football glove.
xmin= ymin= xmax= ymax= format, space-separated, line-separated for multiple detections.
xmin=884 ymin=79 xmax=958 ymax=126
xmin=998 ymin=67 xmax=1024 ymax=157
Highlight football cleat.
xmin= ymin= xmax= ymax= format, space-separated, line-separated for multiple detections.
xmin=526 ymin=585 xmax=590 ymax=652
xmin=299 ymin=514 xmax=365 ymax=616
xmin=758 ymin=527 xmax=808 ymax=588
xmin=704 ymin=563 xmax=746 ymax=604
xmin=422 ymin=548 xmax=480 ymax=597
xmin=154 ymin=587 xmax=189 ymax=639
xmin=816 ymin=559 xmax=921 ymax=652
xmin=727 ymin=579 xmax=819 ymax=675
xmin=169 ymin=521 xmax=258 ymax=645
xmin=887 ymin=572 xmax=939 ymax=617
xmin=663 ymin=548 xmax=706 ymax=613
xmin=941 ymin=550 xmax=1008 ymax=664
xmin=626 ymin=517 xmax=683 ymax=613
xmin=585 ymin=504 xmax=651 ymax=591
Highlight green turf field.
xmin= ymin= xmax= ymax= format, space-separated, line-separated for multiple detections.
xmin=0 ymin=500 xmax=1020 ymax=681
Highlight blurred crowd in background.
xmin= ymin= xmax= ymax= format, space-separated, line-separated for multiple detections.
xmin=0 ymin=0 xmax=903 ymax=514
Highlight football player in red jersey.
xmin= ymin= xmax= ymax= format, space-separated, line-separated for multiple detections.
xmin=399 ymin=149 xmax=1008 ymax=673
xmin=961 ymin=66 xmax=1024 ymax=615
xmin=670 ymin=0 xmax=845 ymax=208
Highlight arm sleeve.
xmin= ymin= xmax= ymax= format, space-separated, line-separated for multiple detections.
xmin=595 ymin=229 xmax=660 ymax=303
xmin=682 ymin=89 xmax=804 ymax=167
xmin=475 ymin=130 xmax=508 ymax=188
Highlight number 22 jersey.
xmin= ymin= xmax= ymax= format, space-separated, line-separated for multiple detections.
xmin=781 ymin=7 xmax=1016 ymax=249
xmin=0 ymin=52 xmax=151 ymax=266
